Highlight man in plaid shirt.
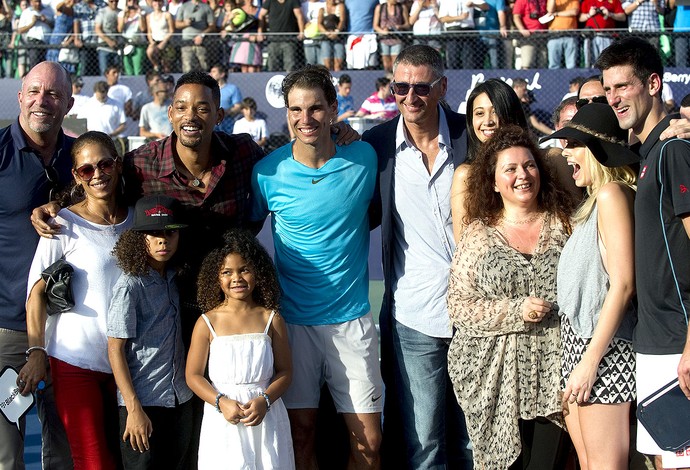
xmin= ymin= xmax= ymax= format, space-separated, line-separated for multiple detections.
xmin=74 ymin=0 xmax=106 ymax=75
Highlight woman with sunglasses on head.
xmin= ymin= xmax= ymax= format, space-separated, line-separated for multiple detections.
xmin=450 ymin=78 xmax=528 ymax=242
xmin=543 ymin=103 xmax=638 ymax=470
xmin=447 ymin=125 xmax=575 ymax=469
xmin=20 ymin=131 xmax=134 ymax=470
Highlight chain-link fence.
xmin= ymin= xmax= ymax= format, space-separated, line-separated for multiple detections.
xmin=1 ymin=28 xmax=685 ymax=79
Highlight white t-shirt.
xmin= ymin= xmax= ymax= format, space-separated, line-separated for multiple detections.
xmin=139 ymin=100 xmax=173 ymax=135
xmin=18 ymin=7 xmax=54 ymax=42
xmin=27 ymin=208 xmax=134 ymax=373
xmin=233 ymin=117 xmax=267 ymax=144
xmin=80 ymin=96 xmax=127 ymax=135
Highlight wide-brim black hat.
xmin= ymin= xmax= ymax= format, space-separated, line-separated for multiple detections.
xmin=132 ymin=195 xmax=188 ymax=232
xmin=540 ymin=103 xmax=640 ymax=168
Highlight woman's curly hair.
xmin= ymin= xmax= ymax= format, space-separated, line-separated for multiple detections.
xmin=196 ymin=229 xmax=280 ymax=312
xmin=464 ymin=125 xmax=575 ymax=232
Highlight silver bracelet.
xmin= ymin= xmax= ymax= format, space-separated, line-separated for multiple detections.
xmin=259 ymin=391 xmax=271 ymax=411
xmin=25 ymin=346 xmax=47 ymax=361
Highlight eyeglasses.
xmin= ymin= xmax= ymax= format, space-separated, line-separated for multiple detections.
xmin=144 ymin=229 xmax=179 ymax=237
xmin=390 ymin=76 xmax=443 ymax=97
xmin=74 ymin=157 xmax=118 ymax=181
xmin=575 ymin=95 xmax=608 ymax=109
xmin=44 ymin=165 xmax=59 ymax=201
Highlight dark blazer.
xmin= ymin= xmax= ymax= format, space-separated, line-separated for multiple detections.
xmin=362 ymin=107 xmax=468 ymax=467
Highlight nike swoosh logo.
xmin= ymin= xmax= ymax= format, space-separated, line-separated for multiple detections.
xmin=371 ymin=394 xmax=382 ymax=403
xmin=311 ymin=176 xmax=327 ymax=184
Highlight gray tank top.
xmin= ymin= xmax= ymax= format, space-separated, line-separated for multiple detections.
xmin=557 ymin=204 xmax=635 ymax=340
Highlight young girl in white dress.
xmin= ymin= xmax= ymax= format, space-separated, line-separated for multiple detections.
xmin=186 ymin=229 xmax=294 ymax=469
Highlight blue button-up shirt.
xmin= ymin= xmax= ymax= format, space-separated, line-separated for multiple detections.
xmin=391 ymin=110 xmax=456 ymax=338
xmin=107 ymin=268 xmax=193 ymax=407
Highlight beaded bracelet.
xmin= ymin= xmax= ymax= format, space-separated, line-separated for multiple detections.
xmin=259 ymin=391 xmax=271 ymax=412
xmin=215 ymin=392 xmax=226 ymax=413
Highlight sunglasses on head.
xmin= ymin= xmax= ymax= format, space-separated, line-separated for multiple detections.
xmin=576 ymin=95 xmax=608 ymax=109
xmin=74 ymin=157 xmax=118 ymax=181
xmin=390 ymin=76 xmax=443 ymax=97
xmin=144 ymin=229 xmax=179 ymax=237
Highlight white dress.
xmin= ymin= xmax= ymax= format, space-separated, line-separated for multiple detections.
xmin=198 ymin=312 xmax=295 ymax=469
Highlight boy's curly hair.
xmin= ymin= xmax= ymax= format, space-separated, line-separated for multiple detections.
xmin=112 ymin=229 xmax=183 ymax=276
xmin=112 ymin=230 xmax=150 ymax=276
xmin=197 ymin=229 xmax=280 ymax=312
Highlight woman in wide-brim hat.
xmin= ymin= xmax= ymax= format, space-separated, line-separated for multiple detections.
xmin=544 ymin=102 xmax=638 ymax=469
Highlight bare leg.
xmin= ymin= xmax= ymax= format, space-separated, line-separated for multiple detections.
xmin=578 ymin=402 xmax=630 ymax=470
xmin=564 ymin=402 xmax=589 ymax=470
xmin=334 ymin=58 xmax=343 ymax=71
xmin=381 ymin=55 xmax=392 ymax=73
xmin=323 ymin=57 xmax=333 ymax=70
xmin=342 ymin=412 xmax=381 ymax=470
xmin=288 ymin=408 xmax=319 ymax=470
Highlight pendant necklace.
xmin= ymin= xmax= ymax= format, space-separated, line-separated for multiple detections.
xmin=84 ymin=202 xmax=119 ymax=235
xmin=190 ymin=168 xmax=208 ymax=187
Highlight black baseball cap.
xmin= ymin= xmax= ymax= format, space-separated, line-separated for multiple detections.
xmin=132 ymin=195 xmax=188 ymax=232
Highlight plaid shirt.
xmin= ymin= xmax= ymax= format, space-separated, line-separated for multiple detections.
xmin=623 ymin=0 xmax=664 ymax=31
xmin=123 ymin=131 xmax=265 ymax=308
xmin=74 ymin=0 xmax=106 ymax=43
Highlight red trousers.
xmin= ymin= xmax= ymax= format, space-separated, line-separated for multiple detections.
xmin=50 ymin=357 xmax=120 ymax=470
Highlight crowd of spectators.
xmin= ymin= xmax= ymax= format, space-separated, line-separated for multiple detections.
xmin=0 ymin=0 xmax=687 ymax=78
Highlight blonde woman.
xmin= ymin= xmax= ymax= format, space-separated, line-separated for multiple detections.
xmin=545 ymin=103 xmax=639 ymax=470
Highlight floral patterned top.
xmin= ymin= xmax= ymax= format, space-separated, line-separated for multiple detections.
xmin=447 ymin=214 xmax=568 ymax=469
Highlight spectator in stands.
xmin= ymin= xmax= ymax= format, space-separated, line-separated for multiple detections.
xmin=139 ymin=80 xmax=173 ymax=139
xmin=145 ymin=0 xmax=174 ymax=72
xmin=117 ymin=0 xmax=146 ymax=75
xmin=672 ymin=0 xmax=690 ymax=67
xmin=545 ymin=0 xmax=579 ymax=69
xmin=318 ymin=0 xmax=347 ymax=70
xmin=623 ymin=0 xmax=664 ymax=49
xmin=513 ymin=77 xmax=553 ymax=135
xmin=439 ymin=0 xmax=482 ymax=69
xmin=105 ymin=65 xmax=134 ymax=138
xmin=17 ymin=0 xmax=54 ymax=69
xmin=337 ymin=73 xmax=356 ymax=123
xmin=346 ymin=0 xmax=377 ymax=34
xmin=409 ymin=0 xmax=442 ymax=50
xmin=8 ymin=0 xmax=30 ymax=78
xmin=167 ymin=0 xmax=183 ymax=17
xmin=680 ymin=92 xmax=690 ymax=119
xmin=302 ymin=0 xmax=326 ymax=65
xmin=83 ymin=80 xmax=127 ymax=137
xmin=0 ymin=0 xmax=12 ymax=77
xmin=45 ymin=0 xmax=79 ymax=74
xmin=210 ymin=63 xmax=243 ymax=133
xmin=225 ymin=0 xmax=263 ymax=73
xmin=579 ymin=0 xmax=625 ymax=67
xmin=356 ymin=76 xmax=398 ymax=121
xmin=233 ymin=97 xmax=267 ymax=147
xmin=373 ymin=0 xmax=410 ymax=72
xmin=257 ymin=0 xmax=304 ymax=72
xmin=68 ymin=74 xmax=90 ymax=117
xmin=95 ymin=0 xmax=121 ymax=74
xmin=74 ymin=0 xmax=104 ymax=76
xmin=128 ymin=71 xmax=160 ymax=136
xmin=476 ymin=0 xmax=509 ymax=69
xmin=175 ymin=0 xmax=216 ymax=73
xmin=512 ymin=0 xmax=546 ymax=68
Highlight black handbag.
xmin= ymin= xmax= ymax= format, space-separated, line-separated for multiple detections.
xmin=40 ymin=259 xmax=74 ymax=315
xmin=637 ymin=379 xmax=690 ymax=451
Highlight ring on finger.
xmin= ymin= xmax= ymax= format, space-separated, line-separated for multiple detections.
xmin=528 ymin=310 xmax=538 ymax=320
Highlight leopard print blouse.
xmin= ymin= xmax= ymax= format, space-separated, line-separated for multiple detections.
xmin=447 ymin=215 xmax=568 ymax=469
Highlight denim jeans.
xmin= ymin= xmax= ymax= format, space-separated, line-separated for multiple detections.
xmin=390 ymin=318 xmax=472 ymax=469
xmin=97 ymin=49 xmax=120 ymax=76
xmin=583 ymin=35 xmax=612 ymax=68
xmin=547 ymin=36 xmax=578 ymax=69
xmin=0 ymin=328 xmax=72 ymax=470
